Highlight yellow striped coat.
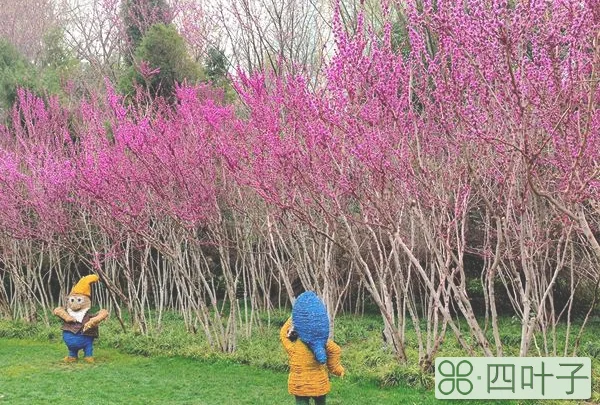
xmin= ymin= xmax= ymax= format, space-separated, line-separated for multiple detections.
xmin=280 ymin=318 xmax=345 ymax=397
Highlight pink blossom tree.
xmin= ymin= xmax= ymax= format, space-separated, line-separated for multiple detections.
xmin=0 ymin=0 xmax=597 ymax=366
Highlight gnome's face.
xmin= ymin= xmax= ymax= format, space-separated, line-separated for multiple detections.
xmin=66 ymin=294 xmax=91 ymax=312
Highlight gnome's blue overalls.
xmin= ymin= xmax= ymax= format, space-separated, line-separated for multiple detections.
xmin=62 ymin=312 xmax=98 ymax=358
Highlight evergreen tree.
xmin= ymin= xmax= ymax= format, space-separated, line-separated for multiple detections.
xmin=121 ymin=0 xmax=172 ymax=63
xmin=204 ymin=47 xmax=236 ymax=103
xmin=205 ymin=47 xmax=228 ymax=84
xmin=0 ymin=39 xmax=37 ymax=110
xmin=119 ymin=23 xmax=203 ymax=102
xmin=39 ymin=27 xmax=79 ymax=97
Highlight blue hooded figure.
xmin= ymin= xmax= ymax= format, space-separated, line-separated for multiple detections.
xmin=292 ymin=291 xmax=330 ymax=364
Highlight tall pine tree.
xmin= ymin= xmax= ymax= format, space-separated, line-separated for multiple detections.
xmin=119 ymin=23 xmax=203 ymax=102
xmin=121 ymin=0 xmax=171 ymax=63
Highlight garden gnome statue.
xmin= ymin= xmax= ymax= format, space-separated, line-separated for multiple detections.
xmin=53 ymin=274 xmax=109 ymax=363
xmin=291 ymin=291 xmax=330 ymax=363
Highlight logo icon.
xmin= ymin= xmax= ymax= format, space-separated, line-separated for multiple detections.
xmin=437 ymin=359 xmax=474 ymax=395
xmin=435 ymin=357 xmax=591 ymax=400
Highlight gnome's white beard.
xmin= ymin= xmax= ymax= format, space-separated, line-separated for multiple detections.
xmin=67 ymin=308 xmax=89 ymax=323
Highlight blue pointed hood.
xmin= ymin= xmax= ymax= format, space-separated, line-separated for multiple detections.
xmin=292 ymin=291 xmax=330 ymax=364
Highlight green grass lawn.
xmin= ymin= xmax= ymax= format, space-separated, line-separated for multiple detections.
xmin=0 ymin=338 xmax=431 ymax=405
xmin=1 ymin=312 xmax=598 ymax=405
